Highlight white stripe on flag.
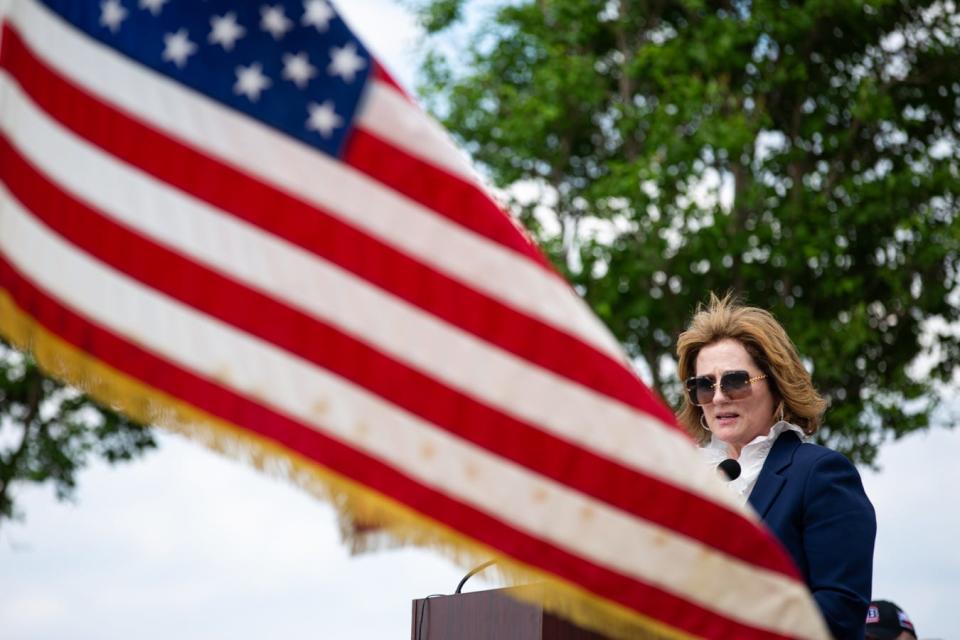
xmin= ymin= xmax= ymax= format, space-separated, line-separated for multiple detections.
xmin=356 ymin=80 xmax=480 ymax=184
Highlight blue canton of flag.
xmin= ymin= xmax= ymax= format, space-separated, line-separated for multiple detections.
xmin=39 ymin=0 xmax=371 ymax=156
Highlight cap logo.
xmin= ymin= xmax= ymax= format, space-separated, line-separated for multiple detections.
xmin=898 ymin=611 xmax=915 ymax=630
xmin=866 ymin=606 xmax=880 ymax=624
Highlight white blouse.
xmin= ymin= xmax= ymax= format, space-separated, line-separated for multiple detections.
xmin=700 ymin=421 xmax=806 ymax=504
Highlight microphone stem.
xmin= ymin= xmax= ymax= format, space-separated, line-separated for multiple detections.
xmin=454 ymin=559 xmax=497 ymax=594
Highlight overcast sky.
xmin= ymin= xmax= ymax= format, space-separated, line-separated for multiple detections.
xmin=3 ymin=418 xmax=958 ymax=639
xmin=2 ymin=2 xmax=957 ymax=639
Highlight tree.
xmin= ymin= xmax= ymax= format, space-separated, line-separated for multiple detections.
xmin=0 ymin=338 xmax=156 ymax=528
xmin=416 ymin=0 xmax=960 ymax=463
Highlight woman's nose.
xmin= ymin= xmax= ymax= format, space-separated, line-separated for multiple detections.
xmin=711 ymin=383 xmax=730 ymax=403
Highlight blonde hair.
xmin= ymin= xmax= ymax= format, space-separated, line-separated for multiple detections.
xmin=676 ymin=293 xmax=827 ymax=445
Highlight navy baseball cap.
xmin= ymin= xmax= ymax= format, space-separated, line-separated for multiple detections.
xmin=866 ymin=600 xmax=917 ymax=639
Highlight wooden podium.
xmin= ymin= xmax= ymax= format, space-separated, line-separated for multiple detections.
xmin=411 ymin=586 xmax=610 ymax=639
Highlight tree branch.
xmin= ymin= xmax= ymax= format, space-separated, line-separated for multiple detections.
xmin=0 ymin=370 xmax=42 ymax=525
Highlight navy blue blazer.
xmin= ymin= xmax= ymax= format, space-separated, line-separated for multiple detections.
xmin=748 ymin=431 xmax=876 ymax=640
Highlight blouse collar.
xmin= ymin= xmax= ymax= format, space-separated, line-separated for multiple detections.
xmin=701 ymin=421 xmax=806 ymax=502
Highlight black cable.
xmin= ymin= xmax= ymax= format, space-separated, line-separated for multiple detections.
xmin=415 ymin=593 xmax=445 ymax=640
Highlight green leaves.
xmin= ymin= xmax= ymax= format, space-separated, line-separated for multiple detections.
xmin=414 ymin=0 xmax=465 ymax=34
xmin=417 ymin=0 xmax=960 ymax=464
xmin=0 ymin=340 xmax=155 ymax=525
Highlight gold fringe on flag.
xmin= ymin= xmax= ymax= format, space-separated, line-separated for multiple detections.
xmin=0 ymin=288 xmax=694 ymax=640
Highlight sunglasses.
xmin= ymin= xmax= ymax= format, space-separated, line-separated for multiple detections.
xmin=685 ymin=370 xmax=767 ymax=406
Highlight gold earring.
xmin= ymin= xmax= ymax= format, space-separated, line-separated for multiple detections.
xmin=700 ymin=414 xmax=711 ymax=432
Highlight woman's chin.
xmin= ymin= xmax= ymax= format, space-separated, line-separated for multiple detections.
xmin=713 ymin=423 xmax=741 ymax=441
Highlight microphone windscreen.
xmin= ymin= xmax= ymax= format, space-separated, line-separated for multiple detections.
xmin=718 ymin=458 xmax=741 ymax=481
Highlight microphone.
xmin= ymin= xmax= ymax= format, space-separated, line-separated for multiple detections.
xmin=718 ymin=458 xmax=741 ymax=481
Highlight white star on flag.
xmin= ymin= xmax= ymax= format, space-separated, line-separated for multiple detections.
xmin=234 ymin=63 xmax=272 ymax=101
xmin=306 ymin=100 xmax=343 ymax=138
xmin=328 ymin=42 xmax=366 ymax=83
xmin=302 ymin=0 xmax=335 ymax=32
xmin=139 ymin=0 xmax=169 ymax=16
xmin=282 ymin=52 xmax=318 ymax=88
xmin=209 ymin=12 xmax=246 ymax=51
xmin=100 ymin=0 xmax=127 ymax=33
xmin=260 ymin=4 xmax=293 ymax=40
xmin=162 ymin=29 xmax=198 ymax=68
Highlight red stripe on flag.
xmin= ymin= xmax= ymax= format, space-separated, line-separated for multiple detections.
xmin=0 ymin=22 xmax=678 ymax=430
xmin=343 ymin=126 xmax=554 ymax=271
xmin=0 ymin=251 xmax=795 ymax=640
xmin=372 ymin=61 xmax=408 ymax=96
xmin=0 ymin=134 xmax=798 ymax=580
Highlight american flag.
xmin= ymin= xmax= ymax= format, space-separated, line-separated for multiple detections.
xmin=0 ymin=1 xmax=827 ymax=638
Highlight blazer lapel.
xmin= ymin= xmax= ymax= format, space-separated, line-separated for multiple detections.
xmin=748 ymin=430 xmax=801 ymax=518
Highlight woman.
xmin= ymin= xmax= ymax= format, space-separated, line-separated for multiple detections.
xmin=676 ymin=294 xmax=876 ymax=639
